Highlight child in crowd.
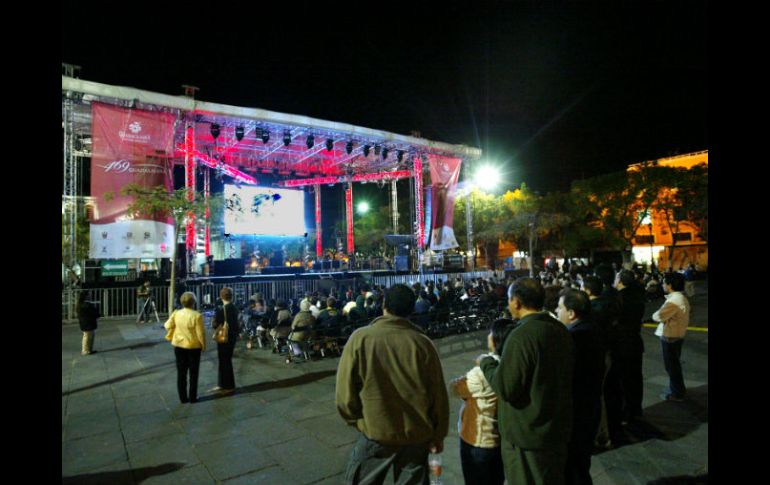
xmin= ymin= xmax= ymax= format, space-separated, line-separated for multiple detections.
xmin=450 ymin=318 xmax=516 ymax=485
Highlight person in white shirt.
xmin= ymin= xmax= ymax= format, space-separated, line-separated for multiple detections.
xmin=652 ymin=272 xmax=691 ymax=402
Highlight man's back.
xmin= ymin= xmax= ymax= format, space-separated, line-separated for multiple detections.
xmin=481 ymin=312 xmax=574 ymax=449
xmin=336 ymin=314 xmax=449 ymax=446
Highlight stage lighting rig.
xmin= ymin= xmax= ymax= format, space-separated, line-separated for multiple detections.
xmin=306 ymin=135 xmax=315 ymax=149
xmin=382 ymin=148 xmax=389 ymax=160
xmin=374 ymin=145 xmax=381 ymax=156
xmin=283 ymin=131 xmax=292 ymax=146
xmin=261 ymin=129 xmax=270 ymax=144
xmin=235 ymin=126 xmax=244 ymax=141
xmin=397 ymin=150 xmax=404 ymax=162
xmin=363 ymin=145 xmax=371 ymax=157
xmin=346 ymin=141 xmax=354 ymax=154
xmin=325 ymin=138 xmax=334 ymax=151
xmin=210 ymin=123 xmax=220 ymax=140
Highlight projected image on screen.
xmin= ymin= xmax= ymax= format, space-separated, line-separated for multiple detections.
xmin=224 ymin=185 xmax=306 ymax=236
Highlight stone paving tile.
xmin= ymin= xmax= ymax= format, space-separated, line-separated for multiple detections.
xmin=138 ymin=463 xmax=215 ymax=485
xmin=266 ymin=436 xmax=350 ymax=485
xmin=174 ymin=414 xmax=243 ymax=446
xmin=303 ymin=471 xmax=345 ymax=484
xmin=65 ymin=393 xmax=118 ymax=418
xmin=62 ymin=430 xmax=128 ymax=476
xmin=297 ymin=414 xmax=359 ymax=448
xmin=126 ymin=432 xmax=201 ymax=471
xmin=194 ymin=434 xmax=278 ymax=482
xmin=287 ymin=399 xmax=338 ymax=422
xmin=220 ymin=464 xmax=296 ymax=484
xmin=120 ymin=411 xmax=183 ymax=444
xmin=63 ymin=408 xmax=121 ymax=442
xmin=62 ymin=464 xmax=136 ymax=485
xmin=115 ymin=393 xmax=171 ymax=419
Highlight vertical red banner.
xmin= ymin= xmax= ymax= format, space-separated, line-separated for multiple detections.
xmin=315 ymin=186 xmax=323 ymax=257
xmin=429 ymin=155 xmax=462 ymax=250
xmin=204 ymin=166 xmax=210 ymax=257
xmin=89 ymin=102 xmax=175 ymax=259
xmin=346 ymin=185 xmax=354 ymax=254
xmin=414 ymin=156 xmax=424 ymax=250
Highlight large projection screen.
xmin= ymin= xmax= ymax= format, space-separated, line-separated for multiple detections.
xmin=224 ymin=185 xmax=306 ymax=236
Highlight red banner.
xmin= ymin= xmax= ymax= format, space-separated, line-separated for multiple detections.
xmin=89 ymin=103 xmax=176 ymax=259
xmin=414 ymin=156 xmax=424 ymax=250
xmin=429 ymin=155 xmax=462 ymax=250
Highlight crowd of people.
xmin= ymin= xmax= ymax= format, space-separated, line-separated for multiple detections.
xmin=73 ymin=260 xmax=694 ymax=485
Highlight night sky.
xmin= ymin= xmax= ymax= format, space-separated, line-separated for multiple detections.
xmin=62 ymin=2 xmax=707 ymax=195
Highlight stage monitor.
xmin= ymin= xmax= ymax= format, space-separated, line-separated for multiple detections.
xmin=223 ymin=185 xmax=306 ymax=236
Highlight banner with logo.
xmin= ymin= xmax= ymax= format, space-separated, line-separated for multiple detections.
xmin=429 ymin=155 xmax=462 ymax=251
xmin=424 ymin=185 xmax=432 ymax=247
xmin=89 ymin=103 xmax=176 ymax=259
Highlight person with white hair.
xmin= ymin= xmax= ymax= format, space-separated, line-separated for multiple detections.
xmin=288 ymin=299 xmax=316 ymax=358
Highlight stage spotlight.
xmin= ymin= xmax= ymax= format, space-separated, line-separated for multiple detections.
xmin=306 ymin=135 xmax=315 ymax=149
xmin=261 ymin=130 xmax=270 ymax=144
xmin=325 ymin=138 xmax=334 ymax=151
xmin=363 ymin=145 xmax=371 ymax=157
xmin=346 ymin=141 xmax=354 ymax=155
xmin=382 ymin=148 xmax=389 ymax=160
xmin=374 ymin=145 xmax=381 ymax=156
xmin=283 ymin=131 xmax=292 ymax=147
xmin=210 ymin=123 xmax=220 ymax=139
xmin=397 ymin=150 xmax=404 ymax=162
xmin=235 ymin=126 xmax=244 ymax=141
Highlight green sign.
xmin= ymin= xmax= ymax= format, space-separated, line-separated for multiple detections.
xmin=101 ymin=260 xmax=129 ymax=276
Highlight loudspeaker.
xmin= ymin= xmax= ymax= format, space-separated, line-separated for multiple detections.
xmin=175 ymin=243 xmax=187 ymax=278
xmin=396 ymin=244 xmax=410 ymax=257
xmin=217 ymin=258 xmax=245 ymax=276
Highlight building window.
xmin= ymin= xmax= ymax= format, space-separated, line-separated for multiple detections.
xmin=635 ymin=235 xmax=655 ymax=245
xmin=673 ymin=232 xmax=692 ymax=242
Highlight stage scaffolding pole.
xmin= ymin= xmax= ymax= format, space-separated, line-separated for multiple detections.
xmin=413 ymin=156 xmax=425 ymax=280
xmin=391 ymin=179 xmax=399 ymax=234
xmin=345 ymin=182 xmax=354 ymax=267
xmin=464 ymin=162 xmax=475 ymax=273
xmin=184 ymin=123 xmax=197 ymax=275
xmin=315 ymin=185 xmax=322 ymax=262
xmin=204 ymin=167 xmax=210 ymax=258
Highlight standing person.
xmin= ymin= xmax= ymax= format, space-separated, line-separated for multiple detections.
xmin=451 ymin=319 xmax=514 ymax=485
xmin=610 ymin=270 xmax=647 ymax=428
xmin=479 ymin=277 xmax=574 ymax=485
xmin=336 ymin=284 xmax=449 ymax=484
xmin=164 ymin=292 xmax=206 ymax=404
xmin=653 ymin=273 xmax=691 ymax=402
xmin=211 ymin=287 xmax=239 ymax=395
xmin=136 ymin=281 xmax=151 ymax=322
xmin=556 ymin=289 xmax=606 ymax=485
xmin=77 ymin=292 xmax=99 ymax=356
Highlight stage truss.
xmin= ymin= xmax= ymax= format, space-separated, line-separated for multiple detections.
xmin=61 ymin=75 xmax=482 ymax=280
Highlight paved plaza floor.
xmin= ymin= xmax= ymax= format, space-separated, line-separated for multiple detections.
xmin=62 ymin=284 xmax=707 ymax=484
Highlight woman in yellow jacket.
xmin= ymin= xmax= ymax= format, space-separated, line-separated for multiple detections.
xmin=164 ymin=292 xmax=206 ymax=403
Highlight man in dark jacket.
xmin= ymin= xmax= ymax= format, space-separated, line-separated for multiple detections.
xmin=557 ymin=289 xmax=606 ymax=485
xmin=480 ymin=277 xmax=574 ymax=485
xmin=605 ymin=270 xmax=647 ymax=442
xmin=78 ymin=291 xmax=99 ymax=355
xmin=336 ymin=284 xmax=449 ymax=484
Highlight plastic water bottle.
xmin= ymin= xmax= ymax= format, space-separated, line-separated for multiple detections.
xmin=429 ymin=452 xmax=442 ymax=485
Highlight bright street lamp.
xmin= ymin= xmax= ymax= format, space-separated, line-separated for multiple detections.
xmin=357 ymin=201 xmax=370 ymax=214
xmin=473 ymin=165 xmax=501 ymax=191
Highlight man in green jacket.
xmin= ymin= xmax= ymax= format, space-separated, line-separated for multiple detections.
xmin=336 ymin=283 xmax=449 ymax=484
xmin=480 ymin=277 xmax=575 ymax=485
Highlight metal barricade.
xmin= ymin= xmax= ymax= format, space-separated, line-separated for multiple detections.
xmin=61 ymin=285 xmax=171 ymax=324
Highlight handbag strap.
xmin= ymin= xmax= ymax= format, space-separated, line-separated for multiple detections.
xmin=222 ymin=302 xmax=228 ymax=325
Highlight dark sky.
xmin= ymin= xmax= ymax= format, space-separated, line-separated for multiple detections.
xmin=62 ymin=2 xmax=707 ymax=194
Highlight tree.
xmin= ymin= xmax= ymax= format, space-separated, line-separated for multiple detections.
xmin=454 ymin=189 xmax=503 ymax=268
xmin=648 ymin=164 xmax=708 ymax=270
xmin=108 ymin=183 xmax=211 ymax=314
xmin=570 ymin=167 xmax=668 ymax=265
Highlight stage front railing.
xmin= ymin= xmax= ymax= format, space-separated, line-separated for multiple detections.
xmin=61 ymin=270 xmax=500 ymax=323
